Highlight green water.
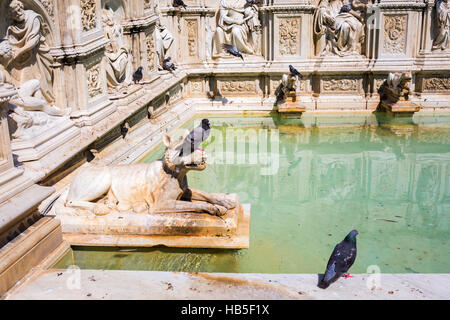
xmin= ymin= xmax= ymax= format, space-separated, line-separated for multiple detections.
xmin=54 ymin=113 xmax=450 ymax=274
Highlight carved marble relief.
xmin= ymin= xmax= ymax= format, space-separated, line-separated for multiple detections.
xmin=87 ymin=64 xmax=102 ymax=98
xmin=81 ymin=0 xmax=98 ymax=32
xmin=146 ymin=32 xmax=156 ymax=72
xmin=187 ymin=19 xmax=198 ymax=57
xmin=279 ymin=17 xmax=301 ymax=56
xmin=154 ymin=2 xmax=175 ymax=70
xmin=313 ymin=0 xmax=366 ymax=57
xmin=101 ymin=4 xmax=132 ymax=89
xmin=212 ymin=0 xmax=261 ymax=58
xmin=321 ymin=77 xmax=360 ymax=93
xmin=144 ymin=0 xmax=152 ymax=10
xmin=218 ymin=79 xmax=258 ymax=94
xmin=383 ymin=14 xmax=407 ymax=55
xmin=39 ymin=0 xmax=55 ymax=22
xmin=432 ymin=0 xmax=450 ymax=51
xmin=423 ymin=76 xmax=450 ymax=92
xmin=190 ymin=79 xmax=204 ymax=94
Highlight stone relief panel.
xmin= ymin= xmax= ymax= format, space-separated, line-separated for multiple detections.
xmin=101 ymin=2 xmax=132 ymax=89
xmin=87 ymin=64 xmax=103 ymax=98
xmin=186 ymin=19 xmax=198 ymax=57
xmin=217 ymin=78 xmax=260 ymax=95
xmin=432 ymin=0 xmax=450 ymax=51
xmin=39 ymin=0 xmax=55 ymax=23
xmin=313 ymin=0 xmax=367 ymax=57
xmin=321 ymin=77 xmax=361 ymax=93
xmin=81 ymin=0 xmax=98 ymax=32
xmin=189 ymin=79 xmax=204 ymax=95
xmin=382 ymin=14 xmax=408 ymax=55
xmin=423 ymin=76 xmax=450 ymax=92
xmin=271 ymin=76 xmax=306 ymax=94
xmin=168 ymin=84 xmax=183 ymax=105
xmin=279 ymin=17 xmax=301 ymax=56
xmin=146 ymin=32 xmax=156 ymax=72
xmin=212 ymin=0 xmax=261 ymax=58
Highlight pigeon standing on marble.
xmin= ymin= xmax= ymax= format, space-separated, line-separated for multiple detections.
xmin=318 ymin=229 xmax=358 ymax=289
xmin=132 ymin=66 xmax=143 ymax=84
xmin=289 ymin=65 xmax=303 ymax=79
xmin=178 ymin=119 xmax=211 ymax=156
xmin=163 ymin=57 xmax=176 ymax=72
xmin=173 ymin=0 xmax=187 ymax=9
xmin=221 ymin=44 xmax=244 ymax=61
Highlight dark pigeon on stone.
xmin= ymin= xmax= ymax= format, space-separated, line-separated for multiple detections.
xmin=289 ymin=65 xmax=303 ymax=79
xmin=132 ymin=66 xmax=143 ymax=84
xmin=163 ymin=57 xmax=176 ymax=72
xmin=246 ymin=0 xmax=259 ymax=5
xmin=221 ymin=44 xmax=244 ymax=61
xmin=178 ymin=119 xmax=211 ymax=156
xmin=173 ymin=0 xmax=187 ymax=9
xmin=318 ymin=229 xmax=358 ymax=289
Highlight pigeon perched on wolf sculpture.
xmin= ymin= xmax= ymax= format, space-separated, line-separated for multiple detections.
xmin=318 ymin=230 xmax=358 ymax=289
xmin=178 ymin=119 xmax=211 ymax=156
xmin=289 ymin=65 xmax=303 ymax=79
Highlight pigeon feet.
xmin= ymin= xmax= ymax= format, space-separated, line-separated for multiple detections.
xmin=344 ymin=273 xmax=353 ymax=279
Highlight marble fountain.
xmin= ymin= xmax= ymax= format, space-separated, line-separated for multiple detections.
xmin=0 ymin=0 xmax=450 ymax=299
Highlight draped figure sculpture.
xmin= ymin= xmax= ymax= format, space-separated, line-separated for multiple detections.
xmin=432 ymin=0 xmax=450 ymax=51
xmin=313 ymin=0 xmax=366 ymax=57
xmin=102 ymin=6 xmax=132 ymax=88
xmin=154 ymin=3 xmax=174 ymax=70
xmin=6 ymin=0 xmax=56 ymax=105
xmin=213 ymin=0 xmax=261 ymax=58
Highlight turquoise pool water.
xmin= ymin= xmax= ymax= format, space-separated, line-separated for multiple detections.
xmin=54 ymin=113 xmax=450 ymax=274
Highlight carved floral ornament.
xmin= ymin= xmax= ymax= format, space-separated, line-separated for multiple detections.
xmin=87 ymin=64 xmax=102 ymax=98
xmin=279 ymin=17 xmax=301 ymax=56
xmin=146 ymin=33 xmax=156 ymax=72
xmin=81 ymin=0 xmax=97 ymax=32
xmin=187 ymin=19 xmax=198 ymax=57
xmin=423 ymin=77 xmax=450 ymax=92
xmin=219 ymin=80 xmax=257 ymax=93
xmin=322 ymin=78 xmax=359 ymax=92
xmin=383 ymin=14 xmax=407 ymax=55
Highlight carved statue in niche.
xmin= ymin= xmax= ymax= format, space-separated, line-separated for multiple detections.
xmin=101 ymin=4 xmax=132 ymax=88
xmin=5 ymin=0 xmax=56 ymax=105
xmin=154 ymin=2 xmax=174 ymax=70
xmin=212 ymin=0 xmax=261 ymax=58
xmin=378 ymin=72 xmax=411 ymax=109
xmin=313 ymin=0 xmax=366 ymax=57
xmin=432 ymin=0 xmax=450 ymax=51
xmin=0 ymin=39 xmax=65 ymax=140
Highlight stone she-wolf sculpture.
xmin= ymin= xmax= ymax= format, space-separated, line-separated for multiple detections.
xmin=378 ymin=72 xmax=412 ymax=109
xmin=60 ymin=132 xmax=237 ymax=216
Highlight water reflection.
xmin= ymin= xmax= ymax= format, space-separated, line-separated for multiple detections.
xmin=58 ymin=114 xmax=450 ymax=274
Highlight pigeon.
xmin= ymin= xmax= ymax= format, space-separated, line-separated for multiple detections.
xmin=163 ymin=57 xmax=176 ymax=72
xmin=318 ymin=229 xmax=358 ymax=289
xmin=132 ymin=66 xmax=143 ymax=84
xmin=221 ymin=44 xmax=244 ymax=61
xmin=246 ymin=0 xmax=259 ymax=5
xmin=173 ymin=0 xmax=187 ymax=9
xmin=178 ymin=119 xmax=211 ymax=156
xmin=289 ymin=65 xmax=303 ymax=79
